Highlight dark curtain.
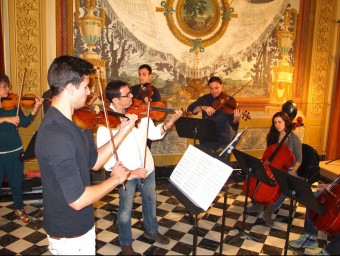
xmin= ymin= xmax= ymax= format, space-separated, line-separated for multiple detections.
xmin=0 ymin=4 xmax=5 ymax=74
xmin=326 ymin=55 xmax=340 ymax=160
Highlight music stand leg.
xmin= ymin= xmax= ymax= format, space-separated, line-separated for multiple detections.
xmin=219 ymin=182 xmax=229 ymax=254
xmin=192 ymin=214 xmax=199 ymax=256
xmin=283 ymin=197 xmax=295 ymax=256
xmin=223 ymin=174 xmax=261 ymax=244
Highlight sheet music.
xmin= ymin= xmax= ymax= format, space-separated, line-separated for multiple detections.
xmin=170 ymin=145 xmax=233 ymax=211
xmin=219 ymin=128 xmax=247 ymax=157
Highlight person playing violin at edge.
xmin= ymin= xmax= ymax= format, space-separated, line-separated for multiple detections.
xmin=96 ymin=80 xmax=182 ymax=255
xmin=289 ymin=181 xmax=340 ymax=255
xmin=187 ymin=76 xmax=242 ymax=153
xmin=249 ymin=111 xmax=302 ymax=227
xmin=131 ymin=64 xmax=161 ymax=104
xmin=0 ymin=73 xmax=43 ymax=223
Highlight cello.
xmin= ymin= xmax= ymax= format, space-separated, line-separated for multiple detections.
xmin=309 ymin=176 xmax=340 ymax=236
xmin=242 ymin=116 xmax=303 ymax=205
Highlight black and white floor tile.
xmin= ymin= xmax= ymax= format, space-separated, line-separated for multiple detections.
xmin=0 ymin=174 xmax=332 ymax=255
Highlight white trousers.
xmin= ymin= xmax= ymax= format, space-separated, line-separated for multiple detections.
xmin=47 ymin=225 xmax=96 ymax=255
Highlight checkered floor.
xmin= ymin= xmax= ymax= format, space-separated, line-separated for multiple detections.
xmin=0 ymin=175 xmax=332 ymax=255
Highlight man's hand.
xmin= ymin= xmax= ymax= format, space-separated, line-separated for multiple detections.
xmin=128 ymin=168 xmax=148 ymax=179
xmin=110 ymin=161 xmax=130 ymax=184
xmin=233 ymin=109 xmax=242 ymax=123
xmin=201 ymin=106 xmax=215 ymax=116
xmin=120 ymin=113 xmax=138 ymax=131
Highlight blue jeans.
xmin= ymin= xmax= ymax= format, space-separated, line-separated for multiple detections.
xmin=305 ymin=191 xmax=321 ymax=236
xmin=118 ymin=171 xmax=158 ymax=246
xmin=273 ymin=168 xmax=295 ymax=210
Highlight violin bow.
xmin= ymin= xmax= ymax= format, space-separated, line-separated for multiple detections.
xmin=231 ymin=79 xmax=253 ymax=98
xmin=141 ymin=100 xmax=151 ymax=187
xmin=16 ymin=68 xmax=27 ymax=117
xmin=96 ymin=68 xmax=126 ymax=191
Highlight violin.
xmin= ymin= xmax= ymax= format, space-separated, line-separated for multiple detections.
xmin=137 ymin=83 xmax=154 ymax=101
xmin=243 ymin=117 xmax=303 ymax=205
xmin=136 ymin=74 xmax=159 ymax=102
xmin=1 ymin=92 xmax=50 ymax=110
xmin=309 ymin=176 xmax=340 ymax=236
xmin=72 ymin=105 xmax=124 ymax=130
xmin=212 ymin=92 xmax=251 ymax=121
xmin=126 ymin=99 xmax=177 ymax=122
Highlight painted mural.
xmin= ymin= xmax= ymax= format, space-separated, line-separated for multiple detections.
xmin=73 ymin=0 xmax=301 ymax=111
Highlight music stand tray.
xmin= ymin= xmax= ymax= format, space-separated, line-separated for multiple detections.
xmin=233 ymin=149 xmax=275 ymax=187
xmin=175 ymin=117 xmax=218 ymax=143
xmin=270 ymin=166 xmax=324 ymax=215
xmin=269 ymin=165 xmax=325 ymax=256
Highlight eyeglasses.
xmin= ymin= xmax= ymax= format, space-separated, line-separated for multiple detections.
xmin=119 ymin=91 xmax=132 ymax=98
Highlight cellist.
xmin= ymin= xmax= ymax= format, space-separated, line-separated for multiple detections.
xmin=249 ymin=111 xmax=302 ymax=226
xmin=289 ymin=180 xmax=340 ymax=255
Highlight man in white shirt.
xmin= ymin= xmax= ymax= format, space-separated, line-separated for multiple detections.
xmin=96 ymin=80 xmax=182 ymax=255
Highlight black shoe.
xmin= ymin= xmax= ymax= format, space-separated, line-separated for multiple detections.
xmin=121 ymin=246 xmax=136 ymax=255
xmin=143 ymin=232 xmax=170 ymax=244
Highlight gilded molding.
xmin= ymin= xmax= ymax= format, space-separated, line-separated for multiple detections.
xmin=15 ymin=0 xmax=41 ymax=96
xmin=162 ymin=0 xmax=236 ymax=49
xmin=310 ymin=0 xmax=335 ymax=118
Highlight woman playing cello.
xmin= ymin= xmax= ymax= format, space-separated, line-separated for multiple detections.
xmin=289 ymin=179 xmax=340 ymax=254
xmin=249 ymin=111 xmax=302 ymax=226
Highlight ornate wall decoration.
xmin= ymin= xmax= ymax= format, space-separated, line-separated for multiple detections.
xmin=309 ymin=0 xmax=335 ymax=118
xmin=14 ymin=0 xmax=41 ymax=96
xmin=157 ymin=0 xmax=237 ymax=51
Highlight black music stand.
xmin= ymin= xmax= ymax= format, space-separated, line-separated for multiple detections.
xmin=269 ymin=166 xmax=325 ymax=256
xmin=19 ymin=131 xmax=37 ymax=161
xmin=168 ymin=180 xmax=204 ymax=256
xmin=173 ymin=117 xmax=218 ymax=222
xmin=168 ymin=145 xmax=233 ymax=255
xmin=175 ymin=117 xmax=218 ymax=145
xmin=217 ymin=129 xmax=247 ymax=254
xmin=224 ymin=149 xmax=276 ymax=244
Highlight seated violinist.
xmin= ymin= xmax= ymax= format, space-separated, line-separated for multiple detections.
xmin=187 ymin=76 xmax=242 ymax=153
xmin=131 ymin=64 xmax=161 ymax=103
xmin=289 ymin=181 xmax=340 ymax=255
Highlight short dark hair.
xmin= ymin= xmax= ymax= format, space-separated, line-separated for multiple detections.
xmin=106 ymin=80 xmax=130 ymax=102
xmin=0 ymin=74 xmax=10 ymax=84
xmin=208 ymin=76 xmax=222 ymax=84
xmin=138 ymin=64 xmax=152 ymax=74
xmin=47 ymin=55 xmax=95 ymax=96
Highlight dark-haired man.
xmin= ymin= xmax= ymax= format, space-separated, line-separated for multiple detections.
xmin=187 ymin=76 xmax=242 ymax=153
xmin=97 ymin=80 xmax=182 ymax=255
xmin=131 ymin=64 xmax=161 ymax=103
xmin=35 ymin=55 xmax=136 ymax=255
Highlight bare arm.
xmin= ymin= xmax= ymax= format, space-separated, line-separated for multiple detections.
xmin=69 ymin=161 xmax=129 ymax=210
